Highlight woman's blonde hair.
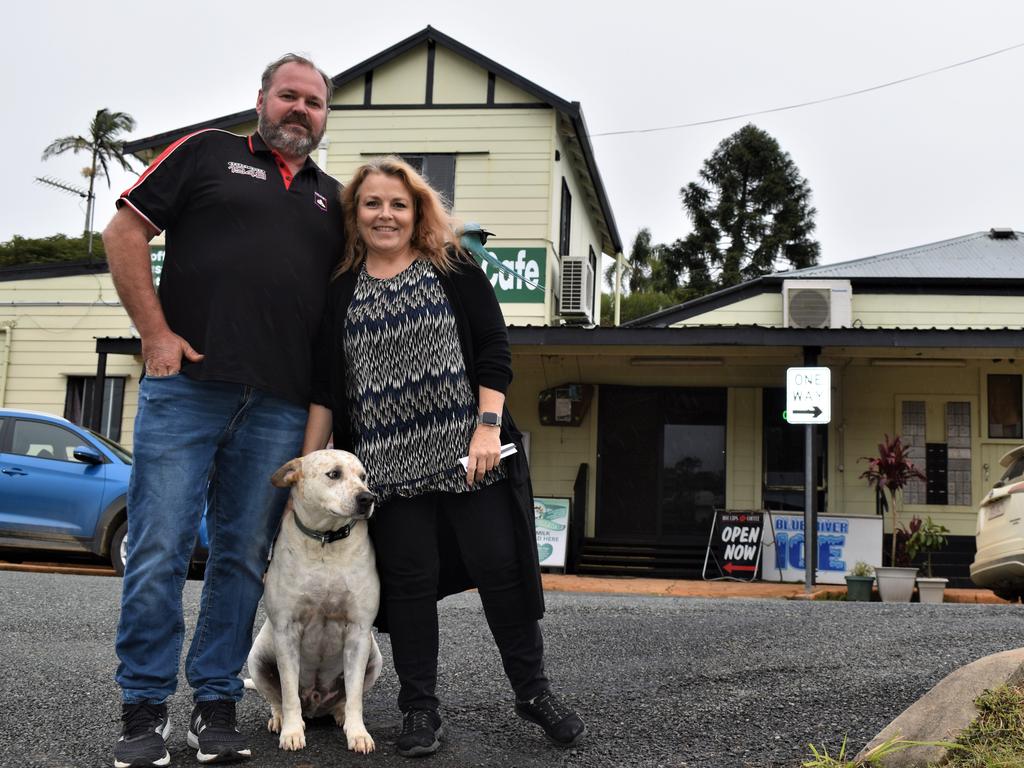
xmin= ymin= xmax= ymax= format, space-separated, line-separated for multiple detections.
xmin=336 ymin=156 xmax=460 ymax=275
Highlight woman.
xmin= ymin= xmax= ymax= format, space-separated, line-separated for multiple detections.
xmin=303 ymin=157 xmax=586 ymax=757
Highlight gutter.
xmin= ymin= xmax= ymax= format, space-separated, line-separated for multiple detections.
xmin=0 ymin=321 xmax=14 ymax=407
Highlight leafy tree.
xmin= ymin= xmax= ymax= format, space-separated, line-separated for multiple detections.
xmin=603 ymin=228 xmax=700 ymax=324
xmin=605 ymin=227 xmax=690 ymax=296
xmin=0 ymin=233 xmax=106 ymax=268
xmin=600 ymin=289 xmax=692 ymax=326
xmin=41 ymin=108 xmax=139 ymax=236
xmin=669 ymin=123 xmax=819 ymax=290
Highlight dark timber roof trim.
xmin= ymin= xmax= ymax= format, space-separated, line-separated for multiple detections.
xmin=0 ymin=260 xmax=110 ymax=282
xmin=508 ymin=324 xmax=1024 ymax=349
xmin=122 ymin=26 xmax=622 ymax=253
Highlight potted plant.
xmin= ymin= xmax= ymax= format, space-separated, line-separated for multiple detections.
xmin=844 ymin=561 xmax=875 ymax=602
xmin=907 ymin=515 xmax=951 ymax=604
xmin=860 ymin=434 xmax=927 ymax=602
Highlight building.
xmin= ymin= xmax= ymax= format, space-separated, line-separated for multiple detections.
xmin=508 ymin=229 xmax=1024 ymax=582
xmin=4 ymin=27 xmax=1022 ymax=584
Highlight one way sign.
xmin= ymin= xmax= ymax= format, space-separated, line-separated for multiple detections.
xmin=786 ymin=367 xmax=831 ymax=424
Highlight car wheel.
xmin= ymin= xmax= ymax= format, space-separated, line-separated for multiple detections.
xmin=111 ymin=521 xmax=128 ymax=576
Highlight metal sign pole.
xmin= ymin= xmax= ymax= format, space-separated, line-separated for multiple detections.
xmin=804 ymin=423 xmax=814 ymax=593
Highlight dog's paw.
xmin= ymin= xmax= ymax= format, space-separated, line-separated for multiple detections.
xmin=267 ymin=712 xmax=282 ymax=733
xmin=279 ymin=724 xmax=306 ymax=751
xmin=346 ymin=728 xmax=375 ymax=754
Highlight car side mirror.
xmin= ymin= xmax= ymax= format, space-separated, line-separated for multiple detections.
xmin=73 ymin=445 xmax=104 ymax=465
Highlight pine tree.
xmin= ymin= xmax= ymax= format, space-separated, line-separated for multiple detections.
xmin=671 ymin=124 xmax=819 ymax=291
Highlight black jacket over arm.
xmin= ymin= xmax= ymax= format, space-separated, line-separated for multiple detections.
xmin=311 ymin=253 xmax=545 ymax=630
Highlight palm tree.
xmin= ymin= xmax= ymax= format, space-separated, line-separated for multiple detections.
xmin=42 ymin=108 xmax=139 ymax=252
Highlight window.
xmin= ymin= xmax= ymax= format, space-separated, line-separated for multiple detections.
xmin=11 ymin=420 xmax=88 ymax=463
xmin=65 ymin=376 xmax=125 ymax=442
xmin=763 ymin=388 xmax=828 ymax=512
xmin=899 ymin=399 xmax=972 ymax=506
xmin=559 ymin=178 xmax=572 ymax=257
xmin=399 ymin=154 xmax=456 ymax=208
xmin=988 ymin=374 xmax=1023 ymax=439
xmin=901 ymin=401 xmax=927 ymax=505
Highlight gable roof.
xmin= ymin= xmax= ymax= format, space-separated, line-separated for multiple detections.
xmin=123 ymin=26 xmax=621 ymax=254
xmin=626 ymin=229 xmax=1024 ymax=327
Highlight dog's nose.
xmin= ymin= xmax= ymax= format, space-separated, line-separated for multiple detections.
xmin=356 ymin=491 xmax=375 ymax=515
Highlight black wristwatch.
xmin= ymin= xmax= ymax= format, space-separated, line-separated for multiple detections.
xmin=478 ymin=411 xmax=502 ymax=428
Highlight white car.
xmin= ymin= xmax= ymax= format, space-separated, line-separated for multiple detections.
xmin=970 ymin=445 xmax=1024 ymax=601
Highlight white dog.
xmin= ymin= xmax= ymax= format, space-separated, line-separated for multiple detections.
xmin=246 ymin=450 xmax=382 ymax=753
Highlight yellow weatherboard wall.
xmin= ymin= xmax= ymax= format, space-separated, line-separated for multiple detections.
xmin=0 ymin=272 xmax=140 ymax=447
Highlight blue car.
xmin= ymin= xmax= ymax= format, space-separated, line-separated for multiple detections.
xmin=0 ymin=408 xmax=208 ymax=575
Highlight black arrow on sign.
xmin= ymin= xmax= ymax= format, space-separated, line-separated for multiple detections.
xmin=792 ymin=406 xmax=823 ymax=417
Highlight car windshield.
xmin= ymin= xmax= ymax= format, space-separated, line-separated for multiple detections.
xmin=1001 ymin=457 xmax=1024 ymax=485
xmin=87 ymin=429 xmax=133 ymax=464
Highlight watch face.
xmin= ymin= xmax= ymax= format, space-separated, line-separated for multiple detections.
xmin=480 ymin=412 xmax=499 ymax=425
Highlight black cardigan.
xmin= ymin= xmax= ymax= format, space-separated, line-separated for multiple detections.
xmin=311 ymin=253 xmax=545 ymax=629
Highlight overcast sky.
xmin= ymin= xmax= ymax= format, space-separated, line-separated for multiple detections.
xmin=7 ymin=1 xmax=1024 ymax=268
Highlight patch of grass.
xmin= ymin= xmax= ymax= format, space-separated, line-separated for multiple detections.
xmin=802 ymin=735 xmax=957 ymax=767
xmin=944 ymin=683 xmax=1024 ymax=767
xmin=803 ymin=683 xmax=1024 ymax=767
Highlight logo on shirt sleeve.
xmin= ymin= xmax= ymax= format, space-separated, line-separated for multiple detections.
xmin=314 ymin=191 xmax=328 ymax=212
xmin=227 ymin=161 xmax=267 ymax=180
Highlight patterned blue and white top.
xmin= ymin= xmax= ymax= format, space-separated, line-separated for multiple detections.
xmin=344 ymin=258 xmax=506 ymax=501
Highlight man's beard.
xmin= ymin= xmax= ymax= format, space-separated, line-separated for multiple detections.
xmin=258 ymin=107 xmax=325 ymax=158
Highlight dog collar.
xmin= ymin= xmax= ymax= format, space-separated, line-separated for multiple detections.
xmin=292 ymin=511 xmax=353 ymax=546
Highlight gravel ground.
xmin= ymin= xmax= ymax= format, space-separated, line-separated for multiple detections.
xmin=1 ymin=570 xmax=1022 ymax=768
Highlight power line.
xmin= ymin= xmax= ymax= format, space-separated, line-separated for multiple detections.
xmin=591 ymin=40 xmax=1024 ymax=138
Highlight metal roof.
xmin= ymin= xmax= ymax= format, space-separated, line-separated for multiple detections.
xmin=509 ymin=323 xmax=1024 ymax=348
xmin=625 ymin=229 xmax=1024 ymax=327
xmin=776 ymin=229 xmax=1024 ymax=280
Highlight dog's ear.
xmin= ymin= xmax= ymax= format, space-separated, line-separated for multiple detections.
xmin=270 ymin=458 xmax=303 ymax=488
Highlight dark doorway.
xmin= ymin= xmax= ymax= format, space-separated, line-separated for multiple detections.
xmin=597 ymin=386 xmax=726 ymax=541
xmin=762 ymin=388 xmax=827 ymax=511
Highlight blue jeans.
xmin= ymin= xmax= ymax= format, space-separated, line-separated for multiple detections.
xmin=115 ymin=375 xmax=306 ymax=704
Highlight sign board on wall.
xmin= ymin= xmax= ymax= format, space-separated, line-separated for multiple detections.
xmin=761 ymin=513 xmax=882 ymax=584
xmin=475 ymin=248 xmax=546 ymax=303
xmin=533 ymin=497 xmax=569 ymax=568
xmin=702 ymin=510 xmax=764 ymax=581
xmin=150 ymin=246 xmax=165 ymax=287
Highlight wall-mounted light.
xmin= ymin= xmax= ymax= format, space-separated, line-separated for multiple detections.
xmin=869 ymin=358 xmax=967 ymax=367
xmin=630 ymin=356 xmax=724 ymax=367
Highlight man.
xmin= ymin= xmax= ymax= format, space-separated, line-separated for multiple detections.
xmin=104 ymin=54 xmax=343 ymax=767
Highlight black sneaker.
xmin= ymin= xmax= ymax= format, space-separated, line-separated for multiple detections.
xmin=114 ymin=702 xmax=171 ymax=768
xmin=396 ymin=708 xmax=443 ymax=758
xmin=515 ymin=689 xmax=586 ymax=747
xmin=186 ymin=700 xmax=251 ymax=764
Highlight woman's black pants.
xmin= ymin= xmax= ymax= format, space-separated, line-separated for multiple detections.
xmin=371 ymin=479 xmax=549 ymax=713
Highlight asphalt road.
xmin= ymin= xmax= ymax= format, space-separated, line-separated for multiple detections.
xmin=2 ymin=571 xmax=1023 ymax=768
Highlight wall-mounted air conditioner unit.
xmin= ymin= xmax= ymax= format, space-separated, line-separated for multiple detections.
xmin=559 ymin=254 xmax=595 ymax=322
xmin=782 ymin=279 xmax=852 ymax=328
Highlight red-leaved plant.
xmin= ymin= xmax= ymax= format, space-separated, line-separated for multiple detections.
xmin=859 ymin=434 xmax=927 ymax=566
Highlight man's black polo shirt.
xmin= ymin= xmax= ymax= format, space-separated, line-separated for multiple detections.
xmin=119 ymin=130 xmax=344 ymax=406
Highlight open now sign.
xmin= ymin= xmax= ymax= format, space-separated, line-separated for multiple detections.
xmin=703 ymin=511 xmax=764 ymax=582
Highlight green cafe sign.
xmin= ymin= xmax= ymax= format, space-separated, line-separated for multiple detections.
xmin=475 ymin=247 xmax=546 ymax=304
xmin=149 ymin=245 xmax=165 ymax=288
